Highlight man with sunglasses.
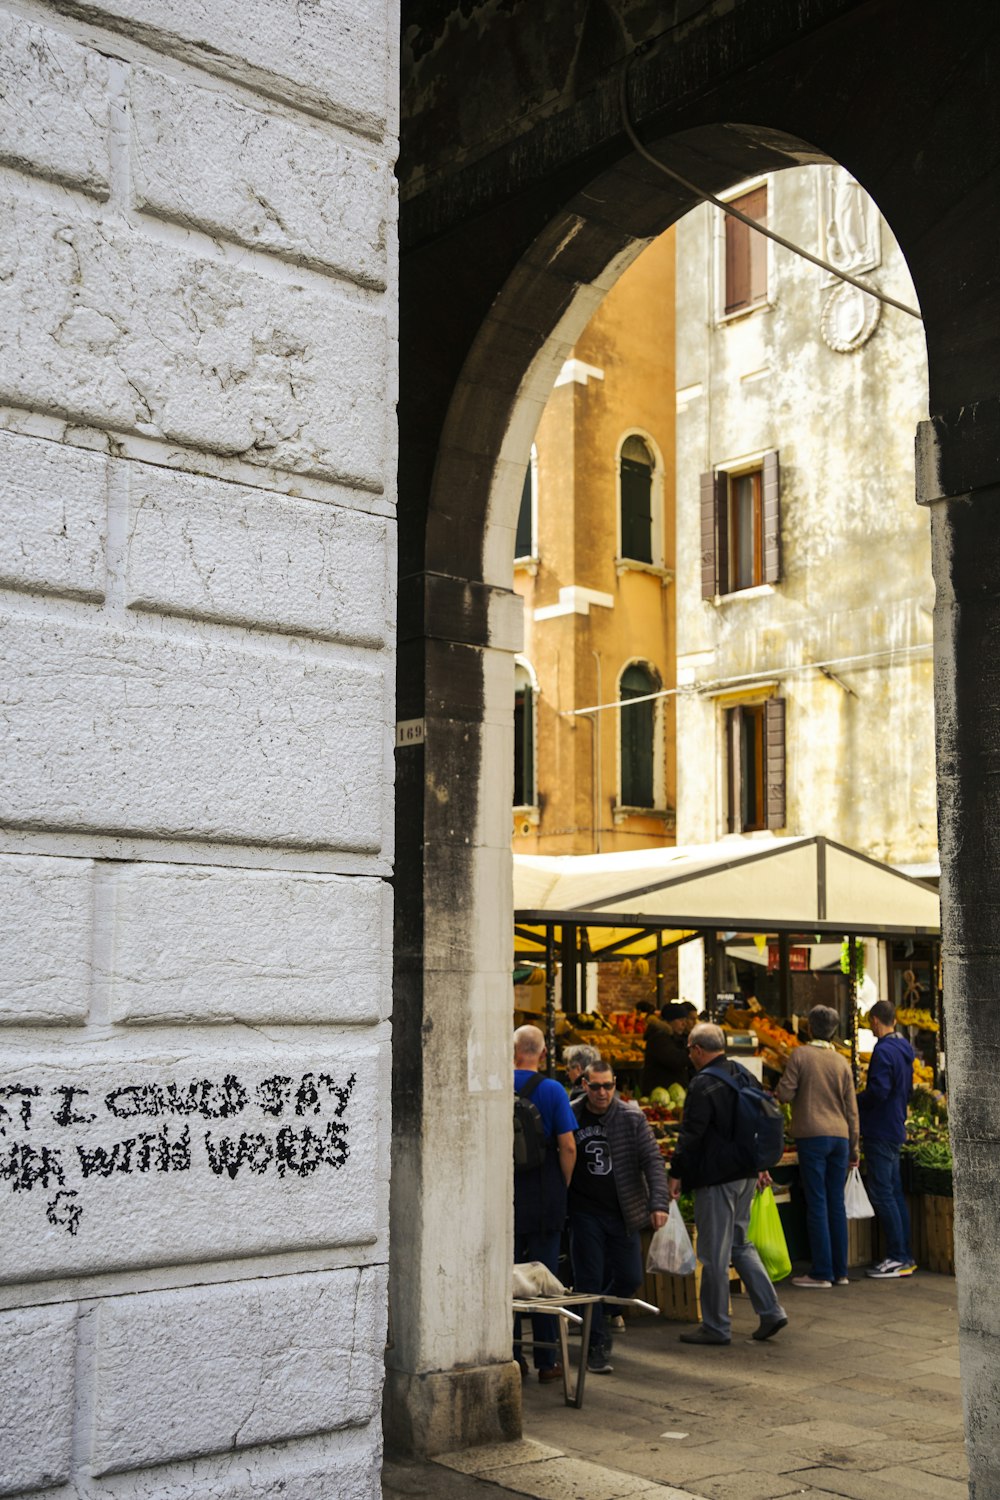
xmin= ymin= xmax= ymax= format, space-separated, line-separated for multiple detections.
xmin=568 ymin=1060 xmax=669 ymax=1374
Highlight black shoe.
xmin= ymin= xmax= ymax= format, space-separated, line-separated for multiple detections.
xmin=679 ymin=1325 xmax=730 ymax=1345
xmin=752 ymin=1314 xmax=788 ymax=1342
xmin=587 ymin=1354 xmax=614 ymax=1373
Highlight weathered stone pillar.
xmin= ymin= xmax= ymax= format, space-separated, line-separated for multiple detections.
xmin=919 ymin=399 xmax=1000 ymax=1499
xmin=384 ymin=572 xmax=525 ymax=1455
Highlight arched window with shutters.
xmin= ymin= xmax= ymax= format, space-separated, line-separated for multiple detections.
xmin=513 ymin=659 xmax=537 ymax=808
xmin=618 ymin=661 xmax=660 ymax=810
xmin=619 ymin=435 xmax=655 ymax=565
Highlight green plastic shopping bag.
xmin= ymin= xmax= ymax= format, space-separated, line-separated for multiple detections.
xmin=747 ymin=1185 xmax=792 ymax=1282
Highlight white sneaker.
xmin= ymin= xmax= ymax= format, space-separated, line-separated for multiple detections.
xmin=866 ymin=1258 xmax=904 ymax=1279
xmin=791 ymin=1274 xmax=832 ymax=1288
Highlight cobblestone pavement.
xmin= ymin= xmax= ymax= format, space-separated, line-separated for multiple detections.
xmin=383 ymin=1271 xmax=967 ymax=1498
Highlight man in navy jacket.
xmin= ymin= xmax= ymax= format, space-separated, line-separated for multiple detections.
xmin=858 ymin=1000 xmax=916 ymax=1278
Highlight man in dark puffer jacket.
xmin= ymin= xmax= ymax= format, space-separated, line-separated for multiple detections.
xmin=569 ymin=1060 xmax=669 ymax=1374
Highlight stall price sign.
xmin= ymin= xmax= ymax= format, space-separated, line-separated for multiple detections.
xmin=768 ymin=945 xmax=810 ymax=973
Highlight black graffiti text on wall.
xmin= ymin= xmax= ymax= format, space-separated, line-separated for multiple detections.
xmin=0 ymin=1071 xmax=357 ymax=1235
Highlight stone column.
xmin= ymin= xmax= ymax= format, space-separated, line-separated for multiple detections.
xmin=919 ymin=399 xmax=1000 ymax=1499
xmin=384 ymin=573 xmax=525 ymax=1456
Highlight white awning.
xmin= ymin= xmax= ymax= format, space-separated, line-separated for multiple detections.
xmin=514 ymin=835 xmax=939 ymax=936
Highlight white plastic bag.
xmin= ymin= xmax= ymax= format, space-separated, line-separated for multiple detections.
xmin=844 ymin=1164 xmax=875 ymax=1220
xmin=646 ymin=1200 xmax=697 ymax=1276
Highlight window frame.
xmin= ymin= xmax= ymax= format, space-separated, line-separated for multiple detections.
xmin=513 ymin=657 xmax=538 ymax=812
xmin=701 ymin=450 xmax=781 ymax=599
xmin=615 ymin=430 xmax=667 ymax=575
xmin=615 ymin=659 xmax=665 ymax=815
xmin=723 ymin=695 xmax=786 ymax=834
xmin=514 ymin=444 xmax=539 ymax=569
xmin=713 ymin=176 xmax=772 ymax=325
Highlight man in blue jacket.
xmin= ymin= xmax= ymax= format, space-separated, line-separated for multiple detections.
xmin=858 ymin=1000 xmax=916 ymax=1278
xmin=514 ymin=1025 xmax=577 ymax=1380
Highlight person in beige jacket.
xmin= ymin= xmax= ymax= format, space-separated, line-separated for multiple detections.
xmin=775 ymin=1005 xmax=860 ymax=1288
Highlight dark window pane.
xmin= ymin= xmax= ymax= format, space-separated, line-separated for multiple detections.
xmin=515 ymin=466 xmax=533 ymax=558
xmin=726 ymin=470 xmax=763 ymax=591
xmin=620 ymin=450 xmax=653 ymax=563
xmin=620 ymin=665 xmax=655 ymax=807
xmin=514 ymin=682 xmax=534 ymax=806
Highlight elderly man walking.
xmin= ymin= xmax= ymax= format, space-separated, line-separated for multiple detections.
xmin=668 ymin=1023 xmax=788 ymax=1346
xmin=568 ymin=1060 xmax=669 ymax=1374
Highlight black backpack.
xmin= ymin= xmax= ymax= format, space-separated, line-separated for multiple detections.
xmin=513 ymin=1073 xmax=548 ymax=1172
xmin=713 ymin=1065 xmax=785 ymax=1172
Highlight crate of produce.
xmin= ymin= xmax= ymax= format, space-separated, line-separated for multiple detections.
xmin=847 ymin=1216 xmax=874 ymax=1268
xmin=922 ymin=1194 xmax=955 ymax=1276
xmin=913 ymin=1162 xmax=953 ymax=1197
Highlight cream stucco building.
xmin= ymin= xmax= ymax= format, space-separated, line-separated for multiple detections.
xmin=673 ymin=166 xmax=934 ymax=869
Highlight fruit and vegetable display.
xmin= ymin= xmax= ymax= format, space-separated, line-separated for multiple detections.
xmin=897 ymin=1007 xmax=939 ymax=1032
xmin=902 ymin=1087 xmax=952 ymax=1191
xmin=562 ymin=1011 xmax=644 ymax=1069
xmin=634 ymin=1084 xmax=687 ymax=1159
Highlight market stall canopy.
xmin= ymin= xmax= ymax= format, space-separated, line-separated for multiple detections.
xmin=514 ymin=835 xmax=940 ymax=939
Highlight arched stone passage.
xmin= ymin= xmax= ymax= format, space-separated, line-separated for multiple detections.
xmin=391 ymin=9 xmax=1000 ymax=1490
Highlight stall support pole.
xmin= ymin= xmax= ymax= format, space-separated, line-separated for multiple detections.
xmin=933 ymin=939 xmax=944 ymax=1090
xmin=561 ymin=923 xmax=578 ymax=1017
xmin=849 ymin=937 xmax=860 ymax=1086
xmin=656 ymin=931 xmax=664 ymax=1009
xmin=580 ymin=930 xmax=590 ymax=1014
xmin=545 ymin=926 xmax=557 ymax=1075
xmin=778 ymin=932 xmax=792 ymax=1019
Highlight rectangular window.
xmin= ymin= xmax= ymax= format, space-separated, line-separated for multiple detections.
xmin=724 ymin=185 xmax=768 ymax=315
xmin=728 ymin=469 xmax=763 ymax=591
xmin=726 ymin=698 xmax=785 ymax=833
xmin=700 ymin=451 xmax=781 ymax=598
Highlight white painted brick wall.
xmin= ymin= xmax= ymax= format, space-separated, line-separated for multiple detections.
xmin=82 ymin=1425 xmax=381 ymax=1499
xmin=107 ymin=865 xmax=391 ymax=1025
xmin=47 ymin=0 xmax=390 ymax=137
xmin=0 ymin=1040 xmax=385 ymax=1281
xmin=0 ymin=615 xmax=386 ymax=852
xmin=125 ymin=465 xmax=390 ymax=646
xmin=0 ymin=13 xmax=110 ymax=196
xmin=0 ymin=431 xmax=107 ymax=601
xmin=90 ymin=1267 xmax=387 ymax=1473
xmin=0 ymin=0 xmax=396 ymax=1488
xmin=0 ymin=855 xmax=92 ymax=1025
xmin=0 ymin=1303 xmax=77 ymax=1496
xmin=131 ymin=66 xmax=390 ymax=287
xmin=0 ymin=189 xmax=387 ymax=488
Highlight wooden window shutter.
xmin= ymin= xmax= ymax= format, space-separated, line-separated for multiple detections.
xmin=762 ymin=449 xmax=781 ymax=584
xmin=700 ymin=471 xmax=728 ymax=598
xmin=724 ymin=215 xmax=750 ymax=313
xmin=765 ymin=696 xmax=786 ymax=830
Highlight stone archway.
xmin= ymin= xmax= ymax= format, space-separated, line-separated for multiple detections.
xmin=391 ymin=9 xmax=1000 ymax=1491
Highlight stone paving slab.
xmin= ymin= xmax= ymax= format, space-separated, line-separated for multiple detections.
xmin=386 ymin=1274 xmax=968 ymax=1499
xmin=434 ymin=1440 xmax=698 ymax=1500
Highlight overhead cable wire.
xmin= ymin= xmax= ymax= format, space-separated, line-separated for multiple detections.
xmin=619 ymin=49 xmax=923 ymax=322
xmin=565 ymin=642 xmax=932 ymax=717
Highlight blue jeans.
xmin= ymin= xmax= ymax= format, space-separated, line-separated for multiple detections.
xmin=864 ymin=1138 xmax=912 ymax=1264
xmin=796 ymin=1136 xmax=850 ymax=1282
xmin=514 ymin=1229 xmax=561 ymax=1369
xmin=569 ymin=1209 xmax=643 ymax=1355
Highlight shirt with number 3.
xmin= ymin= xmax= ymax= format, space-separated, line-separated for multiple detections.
xmin=570 ymin=1106 xmax=623 ymax=1219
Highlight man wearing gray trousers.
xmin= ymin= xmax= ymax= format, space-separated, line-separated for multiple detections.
xmin=668 ymin=1024 xmax=788 ymax=1346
